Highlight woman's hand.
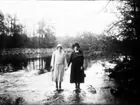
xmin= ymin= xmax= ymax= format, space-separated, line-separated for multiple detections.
xmin=65 ymin=66 xmax=68 ymax=71
xmin=51 ymin=66 xmax=54 ymax=71
xmin=81 ymin=66 xmax=84 ymax=71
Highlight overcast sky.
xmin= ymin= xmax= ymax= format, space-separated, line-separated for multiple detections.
xmin=0 ymin=0 xmax=120 ymax=37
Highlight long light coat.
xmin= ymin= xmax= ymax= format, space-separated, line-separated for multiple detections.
xmin=50 ymin=50 xmax=67 ymax=82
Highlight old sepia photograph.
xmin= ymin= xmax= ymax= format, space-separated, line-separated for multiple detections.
xmin=0 ymin=0 xmax=140 ymax=105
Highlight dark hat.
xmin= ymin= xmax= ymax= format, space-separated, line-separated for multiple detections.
xmin=72 ymin=43 xmax=80 ymax=48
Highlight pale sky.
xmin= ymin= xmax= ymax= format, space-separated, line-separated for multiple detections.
xmin=0 ymin=0 xmax=119 ymax=37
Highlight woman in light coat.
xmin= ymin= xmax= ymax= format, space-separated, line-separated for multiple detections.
xmin=50 ymin=44 xmax=68 ymax=91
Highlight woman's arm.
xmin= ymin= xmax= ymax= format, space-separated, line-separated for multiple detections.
xmin=68 ymin=53 xmax=72 ymax=67
xmin=64 ymin=53 xmax=68 ymax=68
xmin=80 ymin=51 xmax=84 ymax=69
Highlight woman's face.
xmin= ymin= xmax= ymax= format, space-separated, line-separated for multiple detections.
xmin=74 ymin=46 xmax=79 ymax=51
xmin=57 ymin=47 xmax=62 ymax=51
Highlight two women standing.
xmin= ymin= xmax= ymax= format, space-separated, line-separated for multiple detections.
xmin=51 ymin=43 xmax=85 ymax=91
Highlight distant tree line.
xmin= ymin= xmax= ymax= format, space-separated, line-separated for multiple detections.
xmin=56 ymin=32 xmax=123 ymax=53
xmin=0 ymin=9 xmax=122 ymax=53
xmin=0 ymin=11 xmax=56 ymax=49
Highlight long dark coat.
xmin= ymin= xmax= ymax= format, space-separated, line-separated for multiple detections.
xmin=68 ymin=50 xmax=85 ymax=83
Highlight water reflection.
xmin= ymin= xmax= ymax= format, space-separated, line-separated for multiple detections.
xmin=0 ymin=54 xmax=52 ymax=72
xmin=0 ymin=53 xmax=92 ymax=73
xmin=26 ymin=58 xmax=45 ymax=71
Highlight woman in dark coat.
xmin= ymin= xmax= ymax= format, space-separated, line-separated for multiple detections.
xmin=68 ymin=43 xmax=85 ymax=90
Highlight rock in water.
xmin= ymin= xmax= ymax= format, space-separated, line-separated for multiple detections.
xmin=87 ymin=85 xmax=96 ymax=94
xmin=15 ymin=97 xmax=27 ymax=105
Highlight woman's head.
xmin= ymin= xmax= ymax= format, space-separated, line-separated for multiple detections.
xmin=56 ymin=44 xmax=62 ymax=51
xmin=72 ymin=43 xmax=80 ymax=51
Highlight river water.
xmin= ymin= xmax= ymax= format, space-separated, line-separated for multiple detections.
xmin=0 ymin=51 xmax=139 ymax=105
xmin=0 ymin=54 xmax=52 ymax=72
